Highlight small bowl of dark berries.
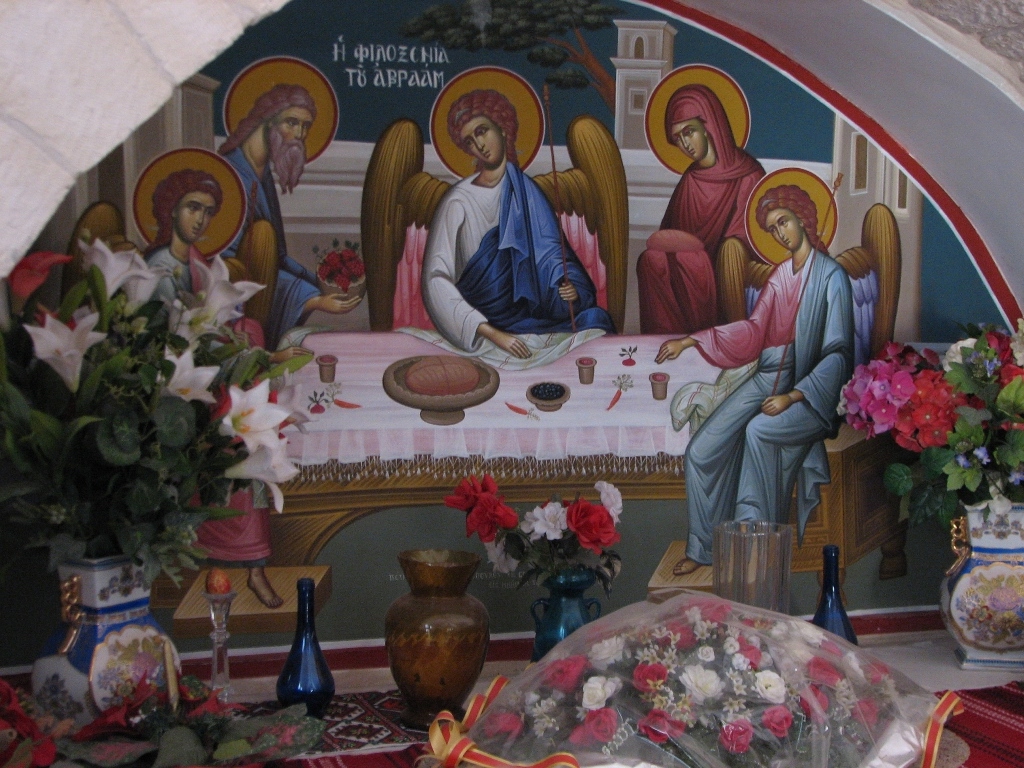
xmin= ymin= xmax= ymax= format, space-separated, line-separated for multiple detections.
xmin=526 ymin=381 xmax=571 ymax=412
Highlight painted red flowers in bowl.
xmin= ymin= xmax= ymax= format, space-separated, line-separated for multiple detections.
xmin=444 ymin=475 xmax=622 ymax=595
xmin=314 ymin=239 xmax=365 ymax=298
xmin=841 ymin=325 xmax=1024 ymax=527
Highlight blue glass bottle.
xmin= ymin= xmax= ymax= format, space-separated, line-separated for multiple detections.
xmin=277 ymin=577 xmax=335 ymax=717
xmin=812 ymin=545 xmax=857 ymax=645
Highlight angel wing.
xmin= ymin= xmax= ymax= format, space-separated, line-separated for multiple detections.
xmin=532 ymin=115 xmax=629 ymax=332
xmin=836 ymin=203 xmax=902 ymax=366
xmin=360 ymin=115 xmax=629 ymax=333
xmin=63 ymin=201 xmax=127 ymax=296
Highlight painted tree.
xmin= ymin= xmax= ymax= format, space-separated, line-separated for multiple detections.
xmin=402 ymin=0 xmax=619 ymax=112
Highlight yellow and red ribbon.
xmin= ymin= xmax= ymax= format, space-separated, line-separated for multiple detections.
xmin=425 ymin=676 xmax=579 ymax=768
xmin=921 ymin=691 xmax=964 ymax=768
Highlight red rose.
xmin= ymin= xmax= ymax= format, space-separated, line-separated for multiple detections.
xmin=853 ymin=698 xmax=879 ymax=729
xmin=692 ymin=597 xmax=731 ymax=624
xmin=799 ymin=685 xmax=829 ymax=724
xmin=820 ymin=639 xmax=844 ymax=657
xmin=638 ymin=709 xmax=685 ymax=743
xmin=445 ymin=475 xmax=500 ymax=512
xmin=566 ymin=498 xmax=619 ymax=554
xmin=632 ymin=663 xmax=668 ymax=694
xmin=863 ymin=661 xmax=889 ymax=685
xmin=738 ymin=640 xmax=762 ymax=669
xmin=1001 ymin=364 xmax=1024 ymax=387
xmin=761 ymin=705 xmax=793 ymax=738
xmin=718 ymin=718 xmax=753 ymax=754
xmin=465 ymin=492 xmax=518 ymax=543
xmin=481 ymin=711 xmax=524 ymax=739
xmin=543 ymin=656 xmax=589 ymax=693
xmin=807 ymin=656 xmax=843 ymax=687
xmin=666 ymin=621 xmax=697 ymax=650
xmin=568 ymin=707 xmax=619 ymax=746
xmin=986 ymin=331 xmax=1013 ymax=364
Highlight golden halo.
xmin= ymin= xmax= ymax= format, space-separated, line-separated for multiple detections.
xmin=645 ymin=64 xmax=751 ymax=175
xmin=223 ymin=56 xmax=338 ymax=162
xmin=430 ymin=66 xmax=544 ymax=178
xmin=744 ymin=168 xmax=838 ymax=266
xmin=132 ymin=148 xmax=246 ymax=257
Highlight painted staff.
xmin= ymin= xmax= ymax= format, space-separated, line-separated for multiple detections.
xmin=542 ymin=84 xmax=576 ymax=332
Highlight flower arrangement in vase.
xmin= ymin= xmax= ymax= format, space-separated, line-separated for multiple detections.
xmin=0 ymin=242 xmax=309 ymax=582
xmin=840 ymin=327 xmax=1024 ymax=667
xmin=314 ymin=239 xmax=365 ymax=300
xmin=444 ymin=475 xmax=622 ymax=659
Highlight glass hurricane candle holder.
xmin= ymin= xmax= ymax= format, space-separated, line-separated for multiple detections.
xmin=203 ymin=589 xmax=237 ymax=702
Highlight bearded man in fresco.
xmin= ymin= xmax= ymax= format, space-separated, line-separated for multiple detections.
xmin=219 ymin=83 xmax=358 ymax=348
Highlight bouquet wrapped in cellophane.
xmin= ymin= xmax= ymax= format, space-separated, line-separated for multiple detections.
xmin=454 ymin=591 xmax=945 ymax=768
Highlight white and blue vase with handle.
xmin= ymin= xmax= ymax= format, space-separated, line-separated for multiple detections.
xmin=940 ymin=506 xmax=1024 ymax=670
xmin=31 ymin=555 xmax=178 ymax=725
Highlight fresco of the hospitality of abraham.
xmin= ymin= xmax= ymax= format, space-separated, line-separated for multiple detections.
xmin=50 ymin=0 xmax=1008 ymax=604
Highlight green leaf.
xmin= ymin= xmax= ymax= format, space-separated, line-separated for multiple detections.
xmin=1 ymin=380 xmax=32 ymax=429
xmin=265 ymin=352 xmax=314 ymax=380
xmin=945 ymin=363 xmax=980 ymax=395
xmin=77 ymin=348 xmax=130 ymax=414
xmin=2 ymin=429 xmax=32 ymax=474
xmin=95 ymin=409 xmax=141 ymax=465
xmin=228 ymin=350 xmax=264 ymax=387
xmin=124 ymin=481 xmax=162 ymax=517
xmin=0 ymin=332 xmax=7 ymax=385
xmin=86 ymin=265 xmax=110 ymax=329
xmin=28 ymin=409 xmax=62 ymax=460
xmin=956 ymin=405 xmax=991 ymax=427
xmin=153 ymin=726 xmax=207 ymax=768
xmin=57 ymin=279 xmax=90 ymax=323
xmin=197 ymin=505 xmax=246 ymax=520
xmin=137 ymin=363 xmax=159 ymax=393
xmin=152 ymin=397 xmax=196 ymax=448
xmin=997 ymin=375 xmax=1024 ymax=416
xmin=883 ymin=463 xmax=914 ymax=496
xmin=212 ymin=740 xmax=255 ymax=762
xmin=921 ymin=447 xmax=955 ymax=477
xmin=0 ymin=480 xmax=42 ymax=505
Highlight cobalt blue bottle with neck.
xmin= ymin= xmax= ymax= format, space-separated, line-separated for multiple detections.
xmin=277 ymin=577 xmax=335 ymax=717
xmin=811 ymin=545 xmax=857 ymax=645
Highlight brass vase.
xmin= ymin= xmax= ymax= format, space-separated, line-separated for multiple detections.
xmin=384 ymin=549 xmax=489 ymax=728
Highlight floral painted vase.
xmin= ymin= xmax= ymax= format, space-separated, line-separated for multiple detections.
xmin=940 ymin=507 xmax=1024 ymax=670
xmin=31 ymin=556 xmax=177 ymax=725
xmin=530 ymin=568 xmax=602 ymax=661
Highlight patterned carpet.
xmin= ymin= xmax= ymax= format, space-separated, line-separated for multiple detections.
xmin=250 ymin=689 xmax=426 ymax=756
xmin=944 ymin=683 xmax=1024 ymax=768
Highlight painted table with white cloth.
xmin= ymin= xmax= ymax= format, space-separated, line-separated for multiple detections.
xmin=284 ymin=332 xmax=718 ymax=469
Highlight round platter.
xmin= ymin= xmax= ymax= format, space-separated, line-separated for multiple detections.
xmin=382 ymin=356 xmax=501 ymax=425
xmin=526 ymin=381 xmax=571 ymax=412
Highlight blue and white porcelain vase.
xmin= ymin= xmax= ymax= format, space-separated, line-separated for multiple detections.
xmin=31 ymin=555 xmax=177 ymax=725
xmin=940 ymin=506 xmax=1024 ymax=670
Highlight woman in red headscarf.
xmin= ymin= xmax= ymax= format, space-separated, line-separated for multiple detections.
xmin=637 ymin=83 xmax=764 ymax=334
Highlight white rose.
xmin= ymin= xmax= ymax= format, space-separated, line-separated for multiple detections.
xmin=697 ymin=646 xmax=715 ymax=663
xmin=943 ymin=337 xmax=977 ymax=371
xmin=796 ymin=622 xmax=825 ymax=646
xmin=679 ymin=665 xmax=725 ymax=704
xmin=580 ymin=675 xmax=622 ymax=710
xmin=753 ymin=671 xmax=787 ymax=704
xmin=1012 ymin=319 xmax=1024 ymax=365
xmin=731 ymin=653 xmax=751 ymax=671
xmin=594 ymin=481 xmax=623 ymax=523
xmin=589 ymin=636 xmax=626 ymax=669
xmin=723 ymin=637 xmax=740 ymax=655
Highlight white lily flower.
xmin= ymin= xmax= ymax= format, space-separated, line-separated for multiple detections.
xmin=594 ymin=480 xmax=622 ymax=524
xmin=121 ymin=257 xmax=163 ymax=308
xmin=224 ymin=441 xmax=299 ymax=512
xmin=23 ymin=311 xmax=106 ymax=392
xmin=191 ymin=256 xmax=263 ymax=325
xmin=162 ymin=348 xmax=219 ymax=404
xmin=483 ymin=539 xmax=519 ymax=574
xmin=520 ymin=501 xmax=566 ymax=541
xmin=219 ymin=379 xmax=292 ymax=453
xmin=80 ymin=239 xmax=149 ymax=298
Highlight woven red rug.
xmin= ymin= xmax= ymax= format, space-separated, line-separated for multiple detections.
xmin=944 ymin=683 xmax=1024 ymax=768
